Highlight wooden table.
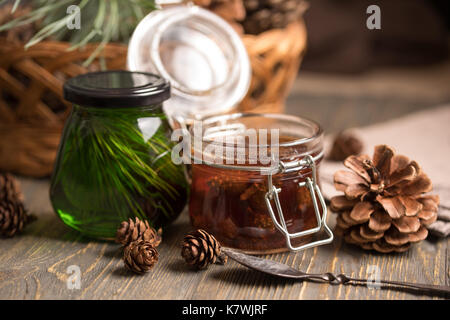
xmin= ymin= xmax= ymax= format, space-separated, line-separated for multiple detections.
xmin=1 ymin=69 xmax=449 ymax=300
xmin=1 ymin=177 xmax=448 ymax=300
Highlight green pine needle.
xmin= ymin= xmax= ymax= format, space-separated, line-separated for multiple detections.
xmin=1 ymin=0 xmax=157 ymax=65
xmin=52 ymin=105 xmax=187 ymax=232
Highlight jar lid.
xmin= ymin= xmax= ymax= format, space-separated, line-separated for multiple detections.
xmin=63 ymin=70 xmax=170 ymax=108
xmin=127 ymin=5 xmax=251 ymax=122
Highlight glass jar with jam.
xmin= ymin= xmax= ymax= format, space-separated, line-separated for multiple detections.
xmin=188 ymin=113 xmax=333 ymax=254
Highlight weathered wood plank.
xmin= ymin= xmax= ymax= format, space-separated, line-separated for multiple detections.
xmin=0 ymin=177 xmax=447 ymax=300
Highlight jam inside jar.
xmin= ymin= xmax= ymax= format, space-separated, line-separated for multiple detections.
xmin=188 ymin=113 xmax=333 ymax=254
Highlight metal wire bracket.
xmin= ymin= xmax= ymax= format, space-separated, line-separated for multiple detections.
xmin=265 ymin=155 xmax=334 ymax=252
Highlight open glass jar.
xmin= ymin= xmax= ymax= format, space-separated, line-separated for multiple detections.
xmin=50 ymin=71 xmax=188 ymax=239
xmin=188 ymin=113 xmax=333 ymax=254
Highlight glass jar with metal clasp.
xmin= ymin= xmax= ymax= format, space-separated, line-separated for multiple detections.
xmin=187 ymin=113 xmax=334 ymax=254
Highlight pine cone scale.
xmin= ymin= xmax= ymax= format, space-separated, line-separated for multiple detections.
xmin=372 ymin=145 xmax=394 ymax=177
xmin=376 ymin=196 xmax=403 ymax=219
xmin=399 ymin=196 xmax=422 ymax=216
xmin=368 ymin=210 xmax=392 ymax=232
xmin=343 ymin=156 xmax=371 ymax=182
xmin=341 ymin=211 xmax=359 ymax=226
xmin=349 ymin=202 xmax=373 ymax=223
xmin=402 ymin=173 xmax=432 ymax=196
xmin=360 ymin=225 xmax=384 ymax=241
xmin=387 ymin=163 xmax=417 ymax=188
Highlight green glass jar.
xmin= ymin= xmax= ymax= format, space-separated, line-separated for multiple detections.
xmin=50 ymin=71 xmax=188 ymax=239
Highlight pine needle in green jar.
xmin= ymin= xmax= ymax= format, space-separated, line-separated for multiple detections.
xmin=50 ymin=71 xmax=188 ymax=239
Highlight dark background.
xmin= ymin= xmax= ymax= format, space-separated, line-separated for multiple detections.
xmin=301 ymin=0 xmax=449 ymax=73
xmin=286 ymin=0 xmax=450 ymax=133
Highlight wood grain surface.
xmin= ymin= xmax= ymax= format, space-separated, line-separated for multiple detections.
xmin=0 ymin=177 xmax=447 ymax=300
xmin=1 ymin=70 xmax=449 ymax=300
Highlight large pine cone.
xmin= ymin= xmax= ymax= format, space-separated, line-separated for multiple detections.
xmin=116 ymin=217 xmax=162 ymax=247
xmin=123 ymin=240 xmax=159 ymax=274
xmin=181 ymin=229 xmax=227 ymax=270
xmin=331 ymin=145 xmax=439 ymax=253
xmin=0 ymin=200 xmax=28 ymax=237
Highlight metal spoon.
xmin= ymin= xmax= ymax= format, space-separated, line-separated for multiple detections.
xmin=222 ymin=248 xmax=450 ymax=298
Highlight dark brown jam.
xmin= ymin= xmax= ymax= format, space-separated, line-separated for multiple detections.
xmin=189 ymin=137 xmax=322 ymax=254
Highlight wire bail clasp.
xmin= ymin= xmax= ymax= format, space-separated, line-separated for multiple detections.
xmin=264 ymin=155 xmax=334 ymax=252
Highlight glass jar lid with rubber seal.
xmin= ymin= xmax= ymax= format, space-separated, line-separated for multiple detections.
xmin=127 ymin=2 xmax=251 ymax=126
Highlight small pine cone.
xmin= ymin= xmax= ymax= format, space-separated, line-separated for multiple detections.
xmin=181 ymin=229 xmax=227 ymax=270
xmin=123 ymin=240 xmax=159 ymax=274
xmin=0 ymin=173 xmax=24 ymax=202
xmin=115 ymin=217 xmax=162 ymax=247
xmin=242 ymin=0 xmax=308 ymax=34
xmin=328 ymin=130 xmax=364 ymax=161
xmin=0 ymin=200 xmax=28 ymax=237
xmin=331 ymin=145 xmax=439 ymax=253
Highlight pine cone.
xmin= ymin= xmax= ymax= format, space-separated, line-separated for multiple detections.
xmin=242 ymin=0 xmax=308 ymax=35
xmin=0 ymin=200 xmax=28 ymax=237
xmin=123 ymin=240 xmax=159 ymax=274
xmin=194 ymin=0 xmax=246 ymax=34
xmin=181 ymin=229 xmax=227 ymax=270
xmin=331 ymin=145 xmax=439 ymax=253
xmin=0 ymin=173 xmax=33 ymax=237
xmin=0 ymin=173 xmax=24 ymax=202
xmin=328 ymin=130 xmax=363 ymax=161
xmin=115 ymin=217 xmax=162 ymax=247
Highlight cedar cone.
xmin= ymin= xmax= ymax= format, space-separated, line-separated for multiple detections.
xmin=115 ymin=217 xmax=162 ymax=247
xmin=328 ymin=130 xmax=364 ymax=161
xmin=0 ymin=173 xmax=33 ymax=237
xmin=123 ymin=239 xmax=159 ymax=274
xmin=0 ymin=173 xmax=24 ymax=202
xmin=0 ymin=200 xmax=28 ymax=237
xmin=181 ymin=229 xmax=227 ymax=270
xmin=331 ymin=145 xmax=439 ymax=253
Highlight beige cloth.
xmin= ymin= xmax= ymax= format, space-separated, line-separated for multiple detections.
xmin=320 ymin=105 xmax=450 ymax=237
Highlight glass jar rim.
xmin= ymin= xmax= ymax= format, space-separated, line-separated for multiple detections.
xmin=190 ymin=112 xmax=323 ymax=148
xmin=188 ymin=113 xmax=324 ymax=171
xmin=63 ymin=70 xmax=170 ymax=108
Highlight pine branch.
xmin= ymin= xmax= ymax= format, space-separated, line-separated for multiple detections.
xmin=0 ymin=0 xmax=157 ymax=65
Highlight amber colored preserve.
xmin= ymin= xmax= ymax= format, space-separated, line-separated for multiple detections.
xmin=188 ymin=114 xmax=324 ymax=254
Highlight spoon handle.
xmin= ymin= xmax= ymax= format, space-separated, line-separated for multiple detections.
xmin=222 ymin=248 xmax=450 ymax=297
xmin=305 ymin=272 xmax=450 ymax=297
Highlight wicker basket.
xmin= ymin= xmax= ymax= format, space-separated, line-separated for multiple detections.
xmin=240 ymin=21 xmax=306 ymax=113
xmin=0 ymin=20 xmax=306 ymax=177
